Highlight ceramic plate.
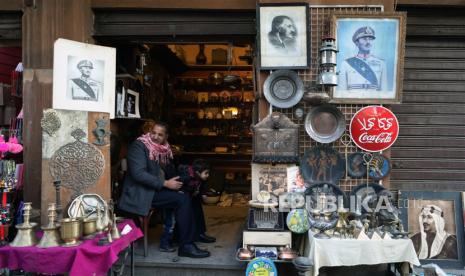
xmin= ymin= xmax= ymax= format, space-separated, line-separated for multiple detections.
xmin=300 ymin=146 xmax=345 ymax=185
xmin=246 ymin=257 xmax=278 ymax=275
xmin=368 ymin=154 xmax=391 ymax=180
xmin=350 ymin=183 xmax=386 ymax=213
xmin=286 ymin=209 xmax=310 ymax=233
xmin=347 ymin=152 xmax=366 ymax=178
xmin=264 ymin=69 xmax=303 ymax=108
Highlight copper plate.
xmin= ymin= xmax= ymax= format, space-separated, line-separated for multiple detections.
xmin=264 ymin=70 xmax=303 ymax=108
xmin=305 ymin=105 xmax=345 ymax=143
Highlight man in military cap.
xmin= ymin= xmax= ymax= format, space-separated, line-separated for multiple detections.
xmin=68 ymin=59 xmax=102 ymax=101
xmin=339 ymin=26 xmax=388 ymax=91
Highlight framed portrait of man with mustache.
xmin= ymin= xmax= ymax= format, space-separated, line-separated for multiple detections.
xmin=331 ymin=13 xmax=406 ymax=104
xmin=258 ymin=3 xmax=309 ymax=69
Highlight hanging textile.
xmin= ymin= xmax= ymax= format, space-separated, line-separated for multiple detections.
xmin=10 ymin=63 xmax=23 ymax=97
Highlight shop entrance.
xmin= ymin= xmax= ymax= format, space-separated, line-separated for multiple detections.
xmin=95 ymin=9 xmax=256 ymax=273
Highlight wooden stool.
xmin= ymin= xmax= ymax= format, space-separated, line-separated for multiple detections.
xmin=138 ymin=208 xmax=156 ymax=257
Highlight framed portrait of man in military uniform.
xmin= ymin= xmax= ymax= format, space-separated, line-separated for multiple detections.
xmin=53 ymin=39 xmax=116 ymax=118
xmin=330 ymin=12 xmax=406 ymax=104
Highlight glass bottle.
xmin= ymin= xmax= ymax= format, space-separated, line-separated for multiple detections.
xmin=196 ymin=44 xmax=207 ymax=65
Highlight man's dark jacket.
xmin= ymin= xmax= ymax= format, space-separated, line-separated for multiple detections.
xmin=118 ymin=140 xmax=165 ymax=216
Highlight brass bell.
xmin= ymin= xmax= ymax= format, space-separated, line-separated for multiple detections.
xmin=11 ymin=202 xmax=38 ymax=247
xmin=110 ymin=214 xmax=121 ymax=240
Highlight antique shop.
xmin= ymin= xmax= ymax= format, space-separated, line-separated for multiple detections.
xmin=0 ymin=0 xmax=464 ymax=275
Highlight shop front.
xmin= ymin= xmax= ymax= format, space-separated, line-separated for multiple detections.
xmin=0 ymin=0 xmax=465 ymax=275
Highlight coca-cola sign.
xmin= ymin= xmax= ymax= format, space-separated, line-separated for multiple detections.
xmin=350 ymin=106 xmax=399 ymax=152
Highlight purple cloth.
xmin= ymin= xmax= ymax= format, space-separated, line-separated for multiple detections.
xmin=0 ymin=219 xmax=143 ymax=276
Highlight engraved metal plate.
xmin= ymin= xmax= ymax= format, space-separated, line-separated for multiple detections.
xmin=252 ymin=112 xmax=299 ymax=163
xmin=41 ymin=109 xmax=61 ymax=136
xmin=49 ymin=129 xmax=105 ymax=196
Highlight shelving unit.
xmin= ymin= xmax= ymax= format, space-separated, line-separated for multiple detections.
xmin=170 ymin=65 xmax=255 ymax=193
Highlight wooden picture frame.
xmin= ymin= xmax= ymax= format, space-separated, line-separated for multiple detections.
xmin=258 ymin=3 xmax=310 ymax=69
xmin=330 ymin=12 xmax=406 ymax=104
xmin=399 ymin=191 xmax=465 ymax=268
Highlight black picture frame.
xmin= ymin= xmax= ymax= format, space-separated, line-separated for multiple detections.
xmin=399 ymin=191 xmax=465 ymax=268
xmin=257 ymin=2 xmax=310 ymax=70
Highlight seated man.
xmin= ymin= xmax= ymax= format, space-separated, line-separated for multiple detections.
xmin=118 ymin=121 xmax=210 ymax=258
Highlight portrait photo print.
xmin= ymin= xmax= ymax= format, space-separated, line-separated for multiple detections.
xmin=53 ymin=38 xmax=116 ymax=118
xmin=125 ymin=89 xmax=140 ymax=118
xmin=331 ymin=12 xmax=406 ymax=104
xmin=399 ymin=191 xmax=465 ymax=268
xmin=67 ymin=56 xmax=105 ymax=102
xmin=258 ymin=3 xmax=309 ymax=69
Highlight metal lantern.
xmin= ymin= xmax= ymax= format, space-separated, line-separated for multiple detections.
xmin=318 ymin=66 xmax=338 ymax=86
xmin=319 ymin=37 xmax=338 ymax=86
xmin=319 ymin=37 xmax=338 ymax=66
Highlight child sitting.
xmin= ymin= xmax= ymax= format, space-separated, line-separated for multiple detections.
xmin=178 ymin=160 xmax=208 ymax=196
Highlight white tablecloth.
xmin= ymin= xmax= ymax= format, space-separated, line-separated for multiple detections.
xmin=306 ymin=232 xmax=421 ymax=275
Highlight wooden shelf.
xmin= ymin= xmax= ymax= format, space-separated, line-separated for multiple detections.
xmin=185 ymin=64 xmax=253 ymax=70
xmin=181 ymin=151 xmax=252 ymax=156
xmin=111 ymin=117 xmax=149 ymax=121
xmin=173 ymin=101 xmax=254 ymax=108
xmin=174 ymin=134 xmax=251 ymax=138
xmin=175 ymin=117 xmax=248 ymax=122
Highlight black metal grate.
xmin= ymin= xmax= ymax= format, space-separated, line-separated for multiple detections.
xmin=247 ymin=208 xmax=285 ymax=231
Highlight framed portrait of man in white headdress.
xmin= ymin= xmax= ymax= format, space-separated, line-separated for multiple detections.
xmin=399 ymin=191 xmax=465 ymax=268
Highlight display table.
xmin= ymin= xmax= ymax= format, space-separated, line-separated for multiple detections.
xmin=306 ymin=232 xmax=420 ymax=276
xmin=0 ymin=219 xmax=143 ymax=276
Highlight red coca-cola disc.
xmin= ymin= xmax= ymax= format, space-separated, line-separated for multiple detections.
xmin=350 ymin=106 xmax=399 ymax=152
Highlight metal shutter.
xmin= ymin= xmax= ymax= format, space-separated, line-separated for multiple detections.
xmin=391 ymin=6 xmax=465 ymax=191
xmin=93 ymin=9 xmax=255 ymax=43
